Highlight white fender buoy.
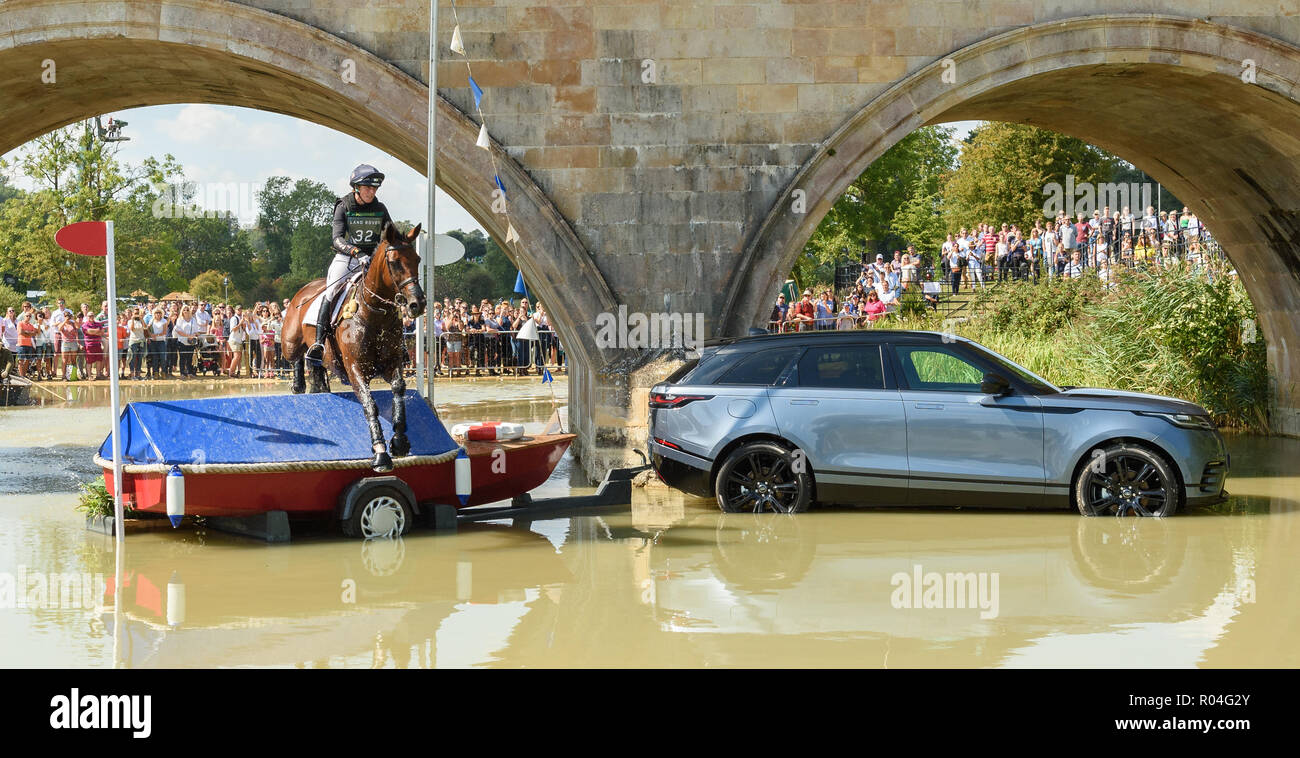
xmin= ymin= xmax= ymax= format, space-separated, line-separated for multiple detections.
xmin=454 ymin=448 xmax=471 ymax=506
xmin=166 ymin=465 xmax=185 ymax=528
xmin=166 ymin=570 xmax=186 ymax=628
xmin=451 ymin=421 xmax=526 ymax=441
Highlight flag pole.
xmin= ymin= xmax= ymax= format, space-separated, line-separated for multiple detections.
xmin=414 ymin=234 xmax=426 ymax=396
xmin=424 ymin=0 xmax=438 ymax=406
xmin=105 ymin=220 xmax=124 ymax=545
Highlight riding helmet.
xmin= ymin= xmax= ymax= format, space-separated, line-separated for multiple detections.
xmin=349 ymin=164 xmax=385 ymax=188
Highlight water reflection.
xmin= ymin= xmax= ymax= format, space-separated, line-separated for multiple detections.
xmin=0 ymin=383 xmax=1296 ymax=668
xmin=59 ymin=482 xmax=1293 ymax=668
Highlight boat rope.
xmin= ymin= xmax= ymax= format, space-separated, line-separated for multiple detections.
xmin=93 ymin=446 xmax=464 ymax=475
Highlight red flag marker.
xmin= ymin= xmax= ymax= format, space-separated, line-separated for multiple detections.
xmin=55 ymin=221 xmax=110 ymax=257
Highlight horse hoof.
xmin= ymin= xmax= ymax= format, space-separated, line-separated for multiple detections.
xmin=389 ymin=437 xmax=410 ymax=458
xmin=371 ymin=451 xmax=393 ymax=472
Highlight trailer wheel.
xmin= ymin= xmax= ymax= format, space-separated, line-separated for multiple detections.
xmin=342 ymin=484 xmax=414 ymax=539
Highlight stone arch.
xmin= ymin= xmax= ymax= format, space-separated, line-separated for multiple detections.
xmin=0 ymin=0 xmax=617 ymax=373
xmin=725 ymin=14 xmax=1300 ymax=434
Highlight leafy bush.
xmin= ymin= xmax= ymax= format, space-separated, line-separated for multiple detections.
xmin=973 ymin=275 xmax=1102 ymax=336
xmin=1075 ymin=266 xmax=1268 ymax=430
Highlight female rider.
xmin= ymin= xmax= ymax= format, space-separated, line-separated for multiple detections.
xmin=305 ymin=164 xmax=395 ymax=363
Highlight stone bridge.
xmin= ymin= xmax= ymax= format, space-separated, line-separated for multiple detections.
xmin=4 ymin=1 xmax=1300 ymax=476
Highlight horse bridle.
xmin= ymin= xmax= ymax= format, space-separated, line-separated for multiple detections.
xmin=361 ymin=242 xmax=421 ymax=313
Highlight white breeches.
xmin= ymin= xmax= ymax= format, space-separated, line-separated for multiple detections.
xmin=309 ymin=253 xmax=367 ymax=326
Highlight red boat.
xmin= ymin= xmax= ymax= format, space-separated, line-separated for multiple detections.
xmin=94 ymin=390 xmax=575 ymax=539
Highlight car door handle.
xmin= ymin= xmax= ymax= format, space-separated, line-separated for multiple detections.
xmin=789 ymin=399 xmax=818 ymax=406
xmin=913 ymin=402 xmax=944 ymax=410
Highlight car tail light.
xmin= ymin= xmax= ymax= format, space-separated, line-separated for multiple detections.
xmin=649 ymin=392 xmax=712 ymax=409
xmin=654 ymin=437 xmax=682 ymax=450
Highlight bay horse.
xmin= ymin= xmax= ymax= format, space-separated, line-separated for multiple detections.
xmin=281 ymin=222 xmax=426 ymax=472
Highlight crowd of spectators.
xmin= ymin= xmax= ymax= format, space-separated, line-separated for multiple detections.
xmin=936 ymin=205 xmax=1218 ymax=294
xmin=770 ymin=205 xmax=1220 ymax=331
xmin=770 ymin=247 xmax=942 ymax=331
xmin=424 ymin=296 xmax=562 ymax=378
xmin=0 ymin=293 xmax=565 ymax=382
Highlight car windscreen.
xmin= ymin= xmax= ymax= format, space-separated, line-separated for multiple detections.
xmin=963 ymin=341 xmax=1060 ymax=394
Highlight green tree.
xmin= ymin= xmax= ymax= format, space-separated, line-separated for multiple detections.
xmin=190 ymin=270 xmax=239 ymax=305
xmin=257 ymin=177 xmax=336 ymax=277
xmin=796 ymin=125 xmax=957 ymax=289
xmin=889 ymin=168 xmax=948 ymax=258
xmin=941 ymin=122 xmax=1117 ymax=231
xmin=0 ymin=125 xmax=189 ymax=297
xmin=0 ymin=174 xmax=19 ymax=206
xmin=432 ymin=263 xmax=497 ymax=304
xmin=169 ymin=212 xmax=256 ymax=291
xmin=808 ymin=125 xmax=957 ymax=257
xmin=274 ymin=271 xmax=314 ymax=302
xmin=289 ymin=223 xmax=334 ymax=279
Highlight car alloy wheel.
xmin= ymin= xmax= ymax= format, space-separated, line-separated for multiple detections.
xmin=715 ymin=441 xmax=812 ymax=514
xmin=1075 ymin=443 xmax=1178 ymax=517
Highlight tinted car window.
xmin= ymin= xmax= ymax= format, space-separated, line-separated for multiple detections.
xmin=796 ymin=345 xmax=885 ymax=389
xmin=895 ymin=345 xmax=984 ymax=392
xmin=715 ymin=347 xmax=801 ymax=385
xmin=664 ymin=358 xmax=699 ymax=384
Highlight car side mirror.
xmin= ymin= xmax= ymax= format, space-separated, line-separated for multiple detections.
xmin=981 ymin=372 xmax=1011 ymax=396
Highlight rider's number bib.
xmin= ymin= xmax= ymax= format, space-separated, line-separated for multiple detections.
xmin=345 ymin=210 xmax=385 ymax=252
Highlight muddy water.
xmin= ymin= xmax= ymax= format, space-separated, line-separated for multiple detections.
xmin=1 ymin=381 xmax=1297 ymax=667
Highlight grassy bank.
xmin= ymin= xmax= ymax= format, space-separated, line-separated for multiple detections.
xmin=899 ymin=264 xmax=1271 ymax=432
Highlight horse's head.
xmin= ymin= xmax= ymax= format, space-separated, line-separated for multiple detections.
xmin=375 ymin=222 xmax=426 ymax=319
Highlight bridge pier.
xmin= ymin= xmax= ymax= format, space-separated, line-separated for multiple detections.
xmin=568 ymin=351 xmax=687 ymax=482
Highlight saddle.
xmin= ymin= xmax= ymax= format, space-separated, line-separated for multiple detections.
xmin=306 ymin=270 xmax=365 ymax=330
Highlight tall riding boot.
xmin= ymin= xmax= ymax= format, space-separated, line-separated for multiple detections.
xmin=306 ymin=289 xmax=337 ymax=363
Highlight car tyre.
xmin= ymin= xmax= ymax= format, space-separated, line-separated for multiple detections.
xmin=714 ymin=441 xmax=813 ymax=514
xmin=1074 ymin=443 xmax=1179 ymax=517
xmin=342 ymin=484 xmax=415 ymax=539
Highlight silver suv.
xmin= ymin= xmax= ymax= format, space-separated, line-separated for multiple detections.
xmin=648 ymin=331 xmax=1229 ymax=516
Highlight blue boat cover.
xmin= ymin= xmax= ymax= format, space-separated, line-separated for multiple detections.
xmin=97 ymin=390 xmax=458 ymax=465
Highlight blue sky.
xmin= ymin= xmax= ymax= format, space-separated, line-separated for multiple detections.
xmin=1 ymin=103 xmax=485 ymax=233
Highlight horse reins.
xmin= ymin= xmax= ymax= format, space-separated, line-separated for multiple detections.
xmin=358 ymin=243 xmax=420 ymax=315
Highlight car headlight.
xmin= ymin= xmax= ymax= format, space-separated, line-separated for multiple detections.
xmin=1135 ymin=411 xmax=1217 ymax=430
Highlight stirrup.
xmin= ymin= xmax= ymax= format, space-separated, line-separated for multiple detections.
xmin=305 ymin=340 xmax=325 ymax=364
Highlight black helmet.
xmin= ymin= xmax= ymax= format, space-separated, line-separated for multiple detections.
xmin=349 ymin=164 xmax=384 ymax=188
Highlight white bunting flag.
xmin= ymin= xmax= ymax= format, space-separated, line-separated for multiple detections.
xmin=506 ymin=223 xmax=520 ymax=244
xmin=476 ymin=123 xmax=490 ymax=150
xmin=450 ymin=25 xmax=465 ymax=56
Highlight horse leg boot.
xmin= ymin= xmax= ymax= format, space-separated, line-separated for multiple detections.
xmin=352 ymin=372 xmax=392 ymax=472
xmin=389 ymin=371 xmax=410 ymax=457
xmin=291 ymin=357 xmax=306 ymax=394
xmin=309 ymin=362 xmax=330 ymax=393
